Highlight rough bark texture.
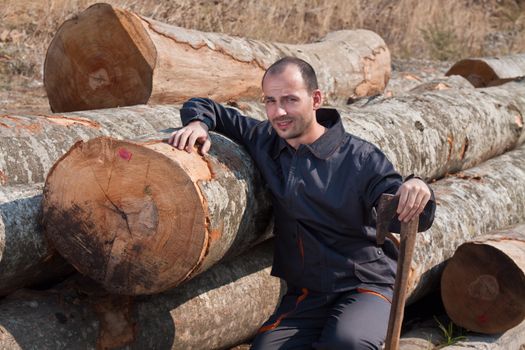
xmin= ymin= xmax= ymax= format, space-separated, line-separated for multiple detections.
xmin=408 ymin=145 xmax=525 ymax=303
xmin=3 ymin=81 xmax=525 ymax=187
xmin=0 ymin=184 xmax=73 ymax=296
xmin=0 ymin=105 xmax=183 ymax=186
xmin=43 ymin=135 xmax=272 ymax=294
xmin=446 ymin=53 xmax=525 ymax=87
xmin=44 ymin=3 xmax=391 ymax=112
xmin=441 ymin=225 xmax=525 ymax=334
xmin=0 ymin=241 xmax=284 ymax=350
xmin=42 ymin=81 xmax=525 ymax=295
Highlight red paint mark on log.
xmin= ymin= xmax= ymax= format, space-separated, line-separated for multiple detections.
xmin=0 ymin=170 xmax=7 ymax=185
xmin=118 ymin=148 xmax=133 ymax=161
xmin=209 ymin=229 xmax=222 ymax=242
xmin=477 ymin=313 xmax=488 ymax=324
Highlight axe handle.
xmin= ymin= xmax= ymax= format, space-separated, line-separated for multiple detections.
xmin=384 ymin=217 xmax=419 ymax=350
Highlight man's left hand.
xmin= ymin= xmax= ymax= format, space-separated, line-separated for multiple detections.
xmin=395 ymin=178 xmax=431 ymax=223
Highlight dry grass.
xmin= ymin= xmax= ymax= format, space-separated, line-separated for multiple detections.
xmin=0 ymin=0 xmax=523 ymax=111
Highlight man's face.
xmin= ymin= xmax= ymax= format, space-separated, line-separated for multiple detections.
xmin=262 ymin=65 xmax=321 ymax=146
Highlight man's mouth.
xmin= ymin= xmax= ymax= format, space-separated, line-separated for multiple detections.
xmin=275 ymin=119 xmax=293 ymax=129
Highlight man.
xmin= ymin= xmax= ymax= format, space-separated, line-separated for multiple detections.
xmin=169 ymin=57 xmax=435 ymax=349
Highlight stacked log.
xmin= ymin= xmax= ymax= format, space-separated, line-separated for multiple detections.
xmin=441 ymin=224 xmax=525 ymax=334
xmin=43 ymin=3 xmax=391 ymax=112
xmin=3 ymin=143 xmax=525 ymax=348
xmin=0 ymin=184 xmax=73 ymax=296
xmin=0 ymin=105 xmax=184 ymax=186
xmin=0 ymin=241 xmax=283 ymax=350
xmin=446 ymin=53 xmax=525 ymax=87
xmin=42 ymin=122 xmax=525 ymax=299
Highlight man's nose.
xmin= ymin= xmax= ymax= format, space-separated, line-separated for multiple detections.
xmin=274 ymin=103 xmax=287 ymax=117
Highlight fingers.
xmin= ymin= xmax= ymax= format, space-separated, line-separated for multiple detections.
xmin=396 ymin=179 xmax=431 ymax=223
xmin=167 ymin=121 xmax=211 ymax=155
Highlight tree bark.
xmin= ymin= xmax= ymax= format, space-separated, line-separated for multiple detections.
xmin=445 ymin=53 xmax=525 ymax=87
xmin=0 ymin=241 xmax=283 ymax=350
xmin=43 ymin=127 xmax=525 ymax=297
xmin=407 ymin=145 xmax=525 ymax=303
xmin=3 ymin=81 xmax=525 ymax=187
xmin=0 ymin=105 xmax=183 ymax=186
xmin=43 ymin=3 xmax=391 ymax=112
xmin=440 ymin=224 xmax=525 ymax=334
xmin=0 ymin=184 xmax=73 ymax=296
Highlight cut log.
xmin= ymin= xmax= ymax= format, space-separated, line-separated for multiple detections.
xmin=43 ymin=134 xmax=273 ymax=294
xmin=0 ymin=241 xmax=283 ymax=350
xmin=42 ymin=128 xmax=525 ymax=297
xmin=3 ymin=81 xmax=525 ymax=187
xmin=445 ymin=53 xmax=525 ymax=87
xmin=0 ymin=184 xmax=73 ymax=296
xmin=0 ymin=105 xmax=183 ymax=186
xmin=43 ymin=3 xmax=391 ymax=112
xmin=440 ymin=224 xmax=525 ymax=334
xmin=408 ymin=145 xmax=525 ymax=303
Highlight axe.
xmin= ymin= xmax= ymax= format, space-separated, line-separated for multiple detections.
xmin=376 ymin=193 xmax=420 ymax=350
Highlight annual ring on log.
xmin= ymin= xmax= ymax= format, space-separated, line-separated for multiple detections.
xmin=441 ymin=241 xmax=525 ymax=334
xmin=42 ymin=137 xmax=209 ymax=295
xmin=44 ymin=3 xmax=156 ymax=112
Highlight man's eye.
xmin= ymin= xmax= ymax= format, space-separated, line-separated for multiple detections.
xmin=287 ymin=96 xmax=298 ymax=102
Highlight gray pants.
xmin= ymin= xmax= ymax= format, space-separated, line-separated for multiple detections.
xmin=250 ymin=286 xmax=391 ymax=350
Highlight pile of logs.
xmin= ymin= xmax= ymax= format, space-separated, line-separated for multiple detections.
xmin=2 ymin=3 xmax=525 ymax=349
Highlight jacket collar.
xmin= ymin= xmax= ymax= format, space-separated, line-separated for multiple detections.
xmin=271 ymin=108 xmax=345 ymax=160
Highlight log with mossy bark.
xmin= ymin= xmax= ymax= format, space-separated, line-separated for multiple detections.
xmin=446 ymin=53 xmax=525 ymax=87
xmin=0 ymin=241 xmax=283 ymax=350
xmin=441 ymin=224 xmax=525 ymax=334
xmin=43 ymin=3 xmax=391 ymax=112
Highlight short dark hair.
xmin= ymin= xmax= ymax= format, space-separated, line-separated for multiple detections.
xmin=262 ymin=57 xmax=319 ymax=93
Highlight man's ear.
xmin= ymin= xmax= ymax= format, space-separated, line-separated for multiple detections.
xmin=312 ymin=89 xmax=323 ymax=109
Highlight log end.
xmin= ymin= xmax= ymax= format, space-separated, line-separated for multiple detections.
xmin=44 ymin=3 xmax=156 ymax=112
xmin=445 ymin=59 xmax=498 ymax=88
xmin=43 ymin=137 xmax=209 ymax=294
xmin=441 ymin=243 xmax=525 ymax=334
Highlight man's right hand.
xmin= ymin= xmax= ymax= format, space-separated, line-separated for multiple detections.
xmin=168 ymin=121 xmax=211 ymax=155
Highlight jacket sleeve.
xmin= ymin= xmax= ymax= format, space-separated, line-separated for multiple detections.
xmin=180 ymin=97 xmax=263 ymax=146
xmin=362 ymin=147 xmax=436 ymax=233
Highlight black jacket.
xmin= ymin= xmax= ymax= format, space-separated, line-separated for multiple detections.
xmin=181 ymin=98 xmax=436 ymax=297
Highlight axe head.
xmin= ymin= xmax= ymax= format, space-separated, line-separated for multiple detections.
xmin=376 ymin=193 xmax=400 ymax=245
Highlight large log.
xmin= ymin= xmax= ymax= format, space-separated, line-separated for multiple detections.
xmin=0 ymin=241 xmax=283 ymax=350
xmin=446 ymin=53 xmax=525 ymax=87
xmin=0 ymin=105 xmax=183 ymax=186
xmin=441 ymin=224 xmax=525 ymax=334
xmin=43 ymin=3 xmax=391 ymax=112
xmin=0 ymin=184 xmax=73 ymax=296
xmin=407 ymin=145 xmax=525 ymax=302
xmin=5 ymin=80 xmax=525 ymax=187
xmin=43 ymin=124 xmax=525 ymax=297
xmin=43 ymin=134 xmax=272 ymax=295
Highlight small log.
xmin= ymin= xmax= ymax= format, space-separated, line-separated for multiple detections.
xmin=0 ymin=105 xmax=183 ymax=186
xmin=0 ymin=184 xmax=73 ymax=296
xmin=445 ymin=53 xmax=525 ymax=87
xmin=0 ymin=241 xmax=283 ymax=350
xmin=440 ymin=224 xmax=525 ymax=334
xmin=44 ymin=3 xmax=391 ymax=112
xmin=43 ymin=135 xmax=273 ymax=294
